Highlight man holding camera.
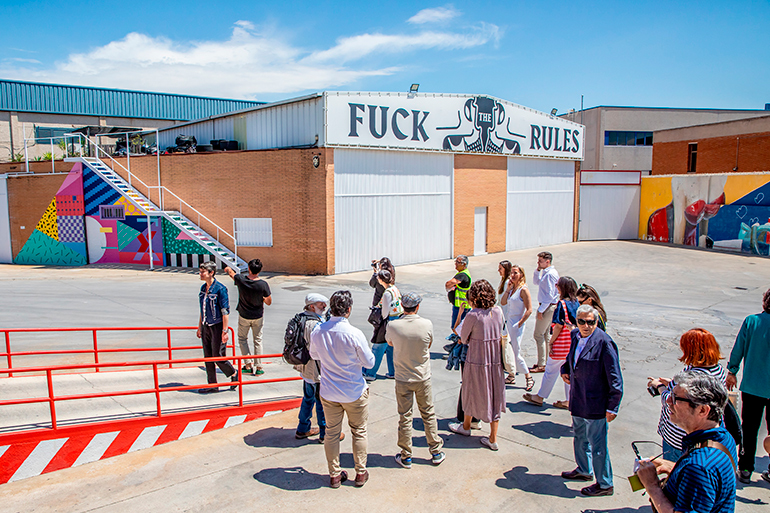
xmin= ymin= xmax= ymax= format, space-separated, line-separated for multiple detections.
xmin=637 ymin=372 xmax=737 ymax=513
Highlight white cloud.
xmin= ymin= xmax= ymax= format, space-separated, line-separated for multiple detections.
xmin=0 ymin=20 xmax=498 ymax=99
xmin=408 ymin=6 xmax=460 ymax=24
xmin=4 ymin=57 xmax=41 ymax=64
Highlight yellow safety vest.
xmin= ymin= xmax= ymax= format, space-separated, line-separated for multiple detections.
xmin=454 ymin=269 xmax=472 ymax=309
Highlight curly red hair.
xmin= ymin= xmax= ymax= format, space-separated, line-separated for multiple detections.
xmin=679 ymin=328 xmax=723 ymax=367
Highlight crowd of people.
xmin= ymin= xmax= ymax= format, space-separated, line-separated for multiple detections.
xmin=194 ymin=254 xmax=770 ymax=509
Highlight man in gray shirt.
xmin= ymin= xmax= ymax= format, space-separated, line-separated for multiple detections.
xmin=386 ymin=292 xmax=445 ymax=468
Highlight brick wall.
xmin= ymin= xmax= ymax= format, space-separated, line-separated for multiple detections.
xmin=453 ymin=154 xmax=507 ymax=256
xmin=652 ymin=131 xmax=770 ymax=175
xmin=109 ymin=149 xmax=333 ymax=275
xmin=7 ymin=173 xmax=67 ymax=257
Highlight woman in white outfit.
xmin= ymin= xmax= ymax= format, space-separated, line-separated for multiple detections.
xmin=500 ymin=265 xmax=534 ymax=391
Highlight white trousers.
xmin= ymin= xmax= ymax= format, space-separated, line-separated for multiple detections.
xmin=507 ymin=320 xmax=529 ymax=375
xmin=536 ymin=356 xmax=570 ymax=400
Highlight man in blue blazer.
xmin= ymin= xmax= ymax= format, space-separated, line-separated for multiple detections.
xmin=560 ymin=304 xmax=623 ymax=496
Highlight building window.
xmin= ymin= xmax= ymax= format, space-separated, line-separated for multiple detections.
xmin=234 ymin=218 xmax=273 ymax=247
xmin=688 ymin=143 xmax=698 ymax=173
xmin=604 ymin=131 xmax=653 ymax=146
xmin=34 ymin=126 xmax=74 ymax=141
xmin=99 ymin=205 xmax=125 ymax=220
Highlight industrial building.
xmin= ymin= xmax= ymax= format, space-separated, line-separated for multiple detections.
xmin=2 ymin=91 xmax=585 ymax=274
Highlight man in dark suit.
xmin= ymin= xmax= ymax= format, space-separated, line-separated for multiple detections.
xmin=560 ymin=304 xmax=623 ymax=497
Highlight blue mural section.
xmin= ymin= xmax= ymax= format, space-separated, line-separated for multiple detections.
xmin=709 ymin=182 xmax=770 ymax=256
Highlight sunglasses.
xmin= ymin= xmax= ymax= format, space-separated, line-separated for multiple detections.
xmin=671 ymin=394 xmax=699 ymax=407
xmin=577 ymin=318 xmax=597 ymax=326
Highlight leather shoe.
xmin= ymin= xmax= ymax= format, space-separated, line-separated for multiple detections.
xmin=295 ymin=427 xmax=320 ymax=439
xmin=581 ymin=483 xmax=614 ymax=496
xmin=354 ymin=470 xmax=369 ymax=487
xmin=561 ymin=468 xmax=593 ymax=481
xmin=529 ymin=365 xmax=545 ymax=373
xmin=330 ymin=470 xmax=348 ymax=489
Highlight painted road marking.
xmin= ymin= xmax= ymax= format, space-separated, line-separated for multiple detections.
xmin=127 ymin=425 xmax=166 ymax=453
xmin=224 ymin=415 xmax=247 ymax=428
xmin=9 ymin=438 xmax=67 ymax=482
xmin=0 ymin=445 xmax=9 ymax=458
xmin=178 ymin=420 xmax=209 ymax=440
xmin=72 ymin=431 xmax=120 ymax=467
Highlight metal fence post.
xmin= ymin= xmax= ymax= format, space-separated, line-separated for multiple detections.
xmin=5 ymin=331 xmax=12 ymax=378
xmin=92 ymin=329 xmax=100 ymax=372
xmin=47 ymin=369 xmax=57 ymax=430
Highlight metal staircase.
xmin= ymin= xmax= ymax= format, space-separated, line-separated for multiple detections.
xmin=66 ymin=155 xmax=246 ymax=271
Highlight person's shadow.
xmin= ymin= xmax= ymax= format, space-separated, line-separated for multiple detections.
xmin=244 ymin=427 xmax=321 ymax=449
xmin=511 ymin=420 xmax=573 ymax=439
xmin=495 ymin=466 xmax=581 ymax=497
xmin=253 ymin=467 xmax=325 ymax=490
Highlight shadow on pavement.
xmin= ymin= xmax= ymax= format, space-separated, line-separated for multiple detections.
xmin=511 ymin=420 xmax=573 ymax=439
xmin=244 ymin=427 xmax=321 ymax=449
xmin=339 ymin=452 xmax=399 ymax=469
xmin=253 ymin=467 xmax=325 ymax=490
xmin=507 ymin=400 xmax=554 ymax=416
xmin=579 ymin=508 xmax=650 ymax=513
xmin=495 ymin=466 xmax=581 ymax=497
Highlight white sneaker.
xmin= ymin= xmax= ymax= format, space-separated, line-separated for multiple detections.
xmin=480 ymin=436 xmax=499 ymax=451
xmin=448 ymin=422 xmax=471 ymax=436
xmin=470 ymin=421 xmax=481 ymax=430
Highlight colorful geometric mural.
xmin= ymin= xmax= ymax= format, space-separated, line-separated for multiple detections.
xmin=14 ymin=164 xmax=88 ymax=266
xmin=640 ymin=173 xmax=770 ymax=256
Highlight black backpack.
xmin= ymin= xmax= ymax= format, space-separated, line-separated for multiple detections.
xmin=283 ymin=312 xmax=312 ymax=365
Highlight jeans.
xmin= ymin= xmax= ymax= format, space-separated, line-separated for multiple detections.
xmin=739 ymin=391 xmax=770 ymax=472
xmin=297 ymin=381 xmax=325 ymax=438
xmin=364 ymin=342 xmax=393 ymax=378
xmin=572 ymin=416 xmax=613 ymax=488
xmin=451 ymin=306 xmax=469 ymax=331
xmin=662 ymin=439 xmax=683 ymax=463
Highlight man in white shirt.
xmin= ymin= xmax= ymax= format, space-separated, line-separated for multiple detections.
xmin=310 ymin=290 xmax=375 ymax=489
xmin=531 ymin=251 xmax=559 ymax=372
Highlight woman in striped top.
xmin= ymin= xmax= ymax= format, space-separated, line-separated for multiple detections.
xmin=647 ymin=328 xmax=727 ymax=462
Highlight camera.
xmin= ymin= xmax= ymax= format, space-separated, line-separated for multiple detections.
xmin=647 ymin=385 xmax=661 ymax=397
xmin=371 ymin=261 xmax=377 ymax=269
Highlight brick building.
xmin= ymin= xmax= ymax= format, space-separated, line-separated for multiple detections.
xmin=2 ymin=91 xmax=585 ymax=274
xmin=652 ymin=115 xmax=770 ymax=175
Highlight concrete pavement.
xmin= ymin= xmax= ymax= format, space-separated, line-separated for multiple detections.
xmin=1 ymin=240 xmax=769 ymax=512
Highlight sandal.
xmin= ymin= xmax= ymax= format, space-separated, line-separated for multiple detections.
xmin=522 ymin=393 xmax=544 ymax=406
xmin=525 ymin=375 xmax=535 ymax=392
xmin=505 ymin=374 xmax=516 ymax=385
xmin=553 ymin=400 xmax=570 ymax=410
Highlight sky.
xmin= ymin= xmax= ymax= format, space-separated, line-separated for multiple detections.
xmin=0 ymin=0 xmax=768 ymax=114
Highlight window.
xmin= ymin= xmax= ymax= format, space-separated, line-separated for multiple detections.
xmin=34 ymin=126 xmax=74 ymax=141
xmin=99 ymin=205 xmax=125 ymax=220
xmin=604 ymin=131 xmax=653 ymax=146
xmin=234 ymin=218 xmax=272 ymax=247
xmin=688 ymin=143 xmax=698 ymax=173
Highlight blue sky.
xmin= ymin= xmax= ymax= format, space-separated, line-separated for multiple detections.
xmin=1 ymin=1 xmax=768 ymax=114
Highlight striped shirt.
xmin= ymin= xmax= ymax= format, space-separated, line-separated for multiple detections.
xmin=663 ymin=427 xmax=737 ymax=513
xmin=658 ymin=364 xmax=728 ymax=450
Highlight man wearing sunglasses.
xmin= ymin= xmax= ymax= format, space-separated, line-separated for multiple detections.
xmin=559 ymin=304 xmax=623 ymax=497
xmin=637 ymin=372 xmax=737 ymax=513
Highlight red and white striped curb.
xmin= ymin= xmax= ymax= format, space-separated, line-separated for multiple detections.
xmin=0 ymin=400 xmax=298 ymax=485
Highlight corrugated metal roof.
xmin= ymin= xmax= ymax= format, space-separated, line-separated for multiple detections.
xmin=0 ymin=79 xmax=264 ymax=121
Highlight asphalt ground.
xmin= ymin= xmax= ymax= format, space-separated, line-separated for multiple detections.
xmin=1 ymin=240 xmax=769 ymax=512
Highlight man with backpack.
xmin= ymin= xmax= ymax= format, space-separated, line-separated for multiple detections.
xmin=287 ymin=293 xmax=340 ymax=442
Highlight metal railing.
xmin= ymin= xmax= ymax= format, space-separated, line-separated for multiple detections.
xmin=22 ymin=133 xmax=85 ymax=174
xmin=1 ymin=326 xmax=236 ymax=378
xmin=0 ymin=326 xmax=299 ymax=431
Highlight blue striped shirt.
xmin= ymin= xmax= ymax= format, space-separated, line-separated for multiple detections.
xmin=663 ymin=427 xmax=736 ymax=513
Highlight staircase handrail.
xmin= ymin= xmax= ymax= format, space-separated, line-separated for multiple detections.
xmin=80 ymin=137 xmax=237 ymax=249
xmin=148 ymin=185 xmax=235 ymax=246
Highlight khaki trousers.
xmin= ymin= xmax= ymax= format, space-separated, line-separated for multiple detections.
xmin=237 ymin=316 xmax=264 ymax=369
xmin=321 ymin=388 xmax=369 ymax=477
xmin=532 ymin=303 xmax=556 ymax=367
xmin=395 ymin=379 xmax=443 ymax=458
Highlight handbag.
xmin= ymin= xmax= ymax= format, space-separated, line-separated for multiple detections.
xmin=497 ymin=306 xmax=515 ymax=373
xmin=367 ymin=306 xmax=382 ymax=327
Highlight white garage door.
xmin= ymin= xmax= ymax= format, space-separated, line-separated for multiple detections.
xmin=334 ymin=149 xmax=453 ymax=273
xmin=506 ymin=158 xmax=575 ymax=250
xmin=578 ymin=171 xmax=641 ymax=240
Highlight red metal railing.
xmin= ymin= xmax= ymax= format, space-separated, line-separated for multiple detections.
xmin=0 ymin=326 xmax=301 ymax=433
xmin=0 ymin=354 xmax=299 ymax=431
xmin=1 ymin=326 xmax=237 ymax=377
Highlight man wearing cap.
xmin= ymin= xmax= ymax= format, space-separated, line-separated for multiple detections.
xmin=386 ymin=292 xmax=446 ymax=468
xmin=295 ymin=293 xmax=340 ymax=442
